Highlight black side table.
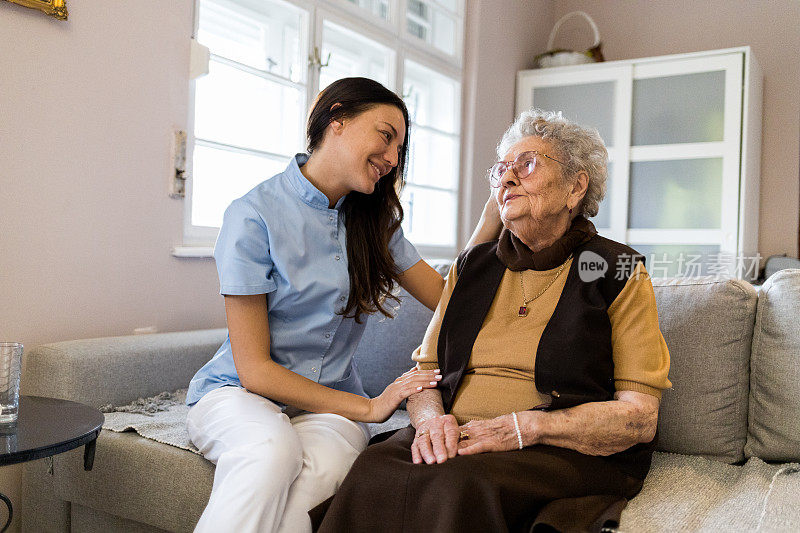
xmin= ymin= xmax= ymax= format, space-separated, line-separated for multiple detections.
xmin=0 ymin=396 xmax=104 ymax=532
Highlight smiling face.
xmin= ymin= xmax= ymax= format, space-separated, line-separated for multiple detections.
xmin=331 ymin=104 xmax=407 ymax=196
xmin=494 ymin=136 xmax=574 ymax=241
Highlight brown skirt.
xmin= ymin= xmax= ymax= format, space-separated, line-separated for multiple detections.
xmin=311 ymin=426 xmax=649 ymax=533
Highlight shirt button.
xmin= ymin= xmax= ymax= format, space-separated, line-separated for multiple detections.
xmin=311 ymin=367 xmax=317 ymax=373
xmin=329 ymin=215 xmax=334 ymax=221
xmin=335 ymin=255 xmax=340 ymax=261
xmin=324 ymin=333 xmax=331 ymax=339
xmin=339 ymin=296 xmax=346 ymax=302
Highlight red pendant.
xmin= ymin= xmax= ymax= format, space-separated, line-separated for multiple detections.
xmin=518 ymin=305 xmax=528 ymax=317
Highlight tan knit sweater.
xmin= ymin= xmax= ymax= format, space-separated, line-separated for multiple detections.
xmin=413 ymin=259 xmax=671 ymax=425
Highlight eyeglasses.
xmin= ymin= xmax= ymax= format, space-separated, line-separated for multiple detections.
xmin=487 ymin=150 xmax=567 ymax=188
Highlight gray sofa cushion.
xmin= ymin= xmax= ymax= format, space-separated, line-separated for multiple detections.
xmin=21 ymin=329 xmax=227 ymax=408
xmin=36 ymin=430 xmax=214 ymax=533
xmin=652 ymin=277 xmax=757 ymax=463
xmin=353 ymin=261 xmax=450 ymax=398
xmin=745 ymin=269 xmax=800 ymax=462
xmin=71 ymin=503 xmax=169 ymax=533
xmin=620 ymin=452 xmax=800 ymax=531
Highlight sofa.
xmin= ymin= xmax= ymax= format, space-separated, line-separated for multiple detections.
xmin=19 ymin=268 xmax=800 ymax=532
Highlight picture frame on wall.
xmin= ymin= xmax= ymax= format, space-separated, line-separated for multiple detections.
xmin=4 ymin=0 xmax=67 ymax=20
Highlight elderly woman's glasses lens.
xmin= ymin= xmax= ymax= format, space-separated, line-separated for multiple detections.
xmin=487 ymin=151 xmax=566 ymax=187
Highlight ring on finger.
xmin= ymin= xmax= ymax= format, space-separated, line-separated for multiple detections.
xmin=459 ymin=430 xmax=469 ymax=441
xmin=417 ymin=430 xmax=429 ymax=438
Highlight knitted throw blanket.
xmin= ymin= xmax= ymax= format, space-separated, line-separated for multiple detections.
xmin=101 ymin=388 xmax=199 ymax=454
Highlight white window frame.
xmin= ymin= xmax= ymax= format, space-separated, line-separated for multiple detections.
xmin=177 ymin=0 xmax=465 ymax=258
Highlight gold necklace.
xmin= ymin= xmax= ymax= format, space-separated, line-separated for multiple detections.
xmin=517 ymin=255 xmax=572 ymax=317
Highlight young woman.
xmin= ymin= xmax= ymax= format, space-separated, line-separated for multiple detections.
xmin=185 ymin=77 xmax=501 ymax=533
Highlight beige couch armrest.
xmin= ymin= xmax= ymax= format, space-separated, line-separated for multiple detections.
xmin=21 ymin=329 xmax=227 ymax=408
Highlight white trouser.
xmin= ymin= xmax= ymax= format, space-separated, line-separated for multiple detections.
xmin=186 ymin=386 xmax=369 ymax=533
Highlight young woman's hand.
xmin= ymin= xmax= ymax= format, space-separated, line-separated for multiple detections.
xmin=466 ymin=191 xmax=504 ymax=248
xmin=484 ymin=189 xmax=502 ymax=229
xmin=365 ymin=368 xmax=442 ymax=423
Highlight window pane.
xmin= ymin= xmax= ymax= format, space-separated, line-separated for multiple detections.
xmin=406 ymin=0 xmax=459 ymax=56
xmin=632 ymin=71 xmax=725 ymax=145
xmin=434 ymin=0 xmax=459 ymax=13
xmin=408 ymin=129 xmax=458 ymax=190
xmin=320 ymin=21 xmax=392 ymax=91
xmin=401 ymin=186 xmax=457 ymax=246
xmin=533 ymin=82 xmax=616 ymax=146
xmin=632 ymin=244 xmax=721 ymax=277
xmin=404 ymin=60 xmax=460 ymax=134
xmin=195 ymin=60 xmax=303 ymax=155
xmin=342 ymin=0 xmax=389 ymax=21
xmin=192 ymin=144 xmax=287 ymax=227
xmin=198 ymin=0 xmax=306 ymax=82
xmin=628 ymin=158 xmax=722 ymax=229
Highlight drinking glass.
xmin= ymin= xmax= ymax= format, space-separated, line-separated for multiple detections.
xmin=0 ymin=343 xmax=23 ymax=425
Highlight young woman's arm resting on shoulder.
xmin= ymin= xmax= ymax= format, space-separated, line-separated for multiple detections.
xmin=399 ymin=195 xmax=502 ymax=311
xmin=226 ymin=294 xmax=440 ymax=423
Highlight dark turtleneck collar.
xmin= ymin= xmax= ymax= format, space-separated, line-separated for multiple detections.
xmin=496 ymin=216 xmax=597 ymax=271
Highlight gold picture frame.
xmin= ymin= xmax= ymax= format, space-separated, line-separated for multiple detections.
xmin=5 ymin=0 xmax=67 ymax=20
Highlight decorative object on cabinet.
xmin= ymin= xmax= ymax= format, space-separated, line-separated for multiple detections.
xmin=533 ymin=11 xmax=603 ymax=69
xmin=518 ymin=47 xmax=762 ymax=279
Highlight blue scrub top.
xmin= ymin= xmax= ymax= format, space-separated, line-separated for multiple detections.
xmin=186 ymin=154 xmax=421 ymax=406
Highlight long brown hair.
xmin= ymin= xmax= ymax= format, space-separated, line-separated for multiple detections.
xmin=306 ymin=77 xmax=410 ymax=323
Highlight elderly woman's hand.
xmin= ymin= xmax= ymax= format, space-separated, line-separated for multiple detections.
xmin=411 ymin=414 xmax=460 ymax=464
xmin=456 ymin=414 xmax=522 ymax=456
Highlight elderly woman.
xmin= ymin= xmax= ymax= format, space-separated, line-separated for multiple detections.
xmin=312 ymin=109 xmax=671 ymax=533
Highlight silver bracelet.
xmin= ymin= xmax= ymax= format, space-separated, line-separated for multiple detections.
xmin=512 ymin=411 xmax=523 ymax=450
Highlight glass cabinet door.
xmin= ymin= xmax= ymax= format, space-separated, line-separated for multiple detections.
xmin=631 ymin=70 xmax=725 ymax=146
xmin=628 ymin=158 xmax=723 ymax=229
xmin=532 ymin=81 xmax=616 ymax=146
xmin=628 ymin=53 xmax=744 ymax=263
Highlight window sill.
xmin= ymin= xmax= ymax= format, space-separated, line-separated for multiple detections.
xmin=172 ymin=246 xmax=214 ymax=258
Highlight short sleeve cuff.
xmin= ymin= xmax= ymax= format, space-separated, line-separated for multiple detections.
xmin=220 ymin=281 xmax=278 ymax=296
xmin=395 ymin=246 xmax=422 ymax=273
xmin=411 ymin=344 xmax=438 ymax=369
xmin=615 ymin=379 xmax=662 ymax=400
xmin=388 ymin=226 xmax=422 ymax=272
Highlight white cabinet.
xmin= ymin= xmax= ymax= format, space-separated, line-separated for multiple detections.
xmin=517 ymin=47 xmax=762 ymax=277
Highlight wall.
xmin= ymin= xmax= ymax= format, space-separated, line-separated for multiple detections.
xmin=0 ymin=0 xmax=223 ymax=350
xmin=0 ymin=0 xmax=218 ymax=529
xmin=550 ymin=0 xmax=800 ymax=258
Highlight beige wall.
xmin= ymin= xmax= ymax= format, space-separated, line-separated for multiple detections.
xmin=0 ymin=0 xmax=218 ymax=528
xmin=550 ymin=0 xmax=800 ymax=258
xmin=1 ymin=0 xmax=225 ymax=354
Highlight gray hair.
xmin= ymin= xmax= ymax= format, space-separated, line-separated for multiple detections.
xmin=496 ymin=109 xmax=608 ymax=218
